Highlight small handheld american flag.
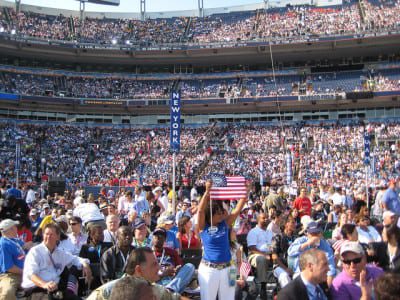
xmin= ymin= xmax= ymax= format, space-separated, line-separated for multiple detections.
xmin=239 ymin=261 xmax=252 ymax=280
xmin=208 ymin=174 xmax=247 ymax=201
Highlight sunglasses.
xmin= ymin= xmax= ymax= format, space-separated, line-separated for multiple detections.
xmin=70 ymin=223 xmax=79 ymax=226
xmin=342 ymin=257 xmax=362 ymax=265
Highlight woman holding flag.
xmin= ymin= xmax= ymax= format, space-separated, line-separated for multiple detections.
xmin=198 ymin=177 xmax=250 ymax=300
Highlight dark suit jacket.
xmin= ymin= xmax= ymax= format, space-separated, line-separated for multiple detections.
xmin=277 ymin=275 xmax=329 ymax=300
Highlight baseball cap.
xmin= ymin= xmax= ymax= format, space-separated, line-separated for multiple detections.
xmin=0 ymin=219 xmax=19 ymax=232
xmin=157 ymin=215 xmax=174 ymax=225
xmin=340 ymin=241 xmax=365 ymax=256
xmin=383 ymin=210 xmax=395 ymax=220
xmin=183 ymin=198 xmax=191 ymax=205
xmin=133 ymin=218 xmax=146 ymax=229
xmin=152 ymin=187 xmax=162 ymax=194
xmin=306 ymin=221 xmax=322 ymax=234
xmin=153 ymin=227 xmax=167 ymax=237
xmin=29 ymin=208 xmax=38 ymax=216
xmin=43 ymin=204 xmax=50 ymax=209
xmin=99 ymin=203 xmax=109 ymax=210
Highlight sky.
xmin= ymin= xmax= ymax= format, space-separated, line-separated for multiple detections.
xmin=8 ymin=0 xmax=263 ymax=12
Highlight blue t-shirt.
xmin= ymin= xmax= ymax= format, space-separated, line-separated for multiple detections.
xmin=0 ymin=237 xmax=25 ymax=273
xmin=200 ymin=220 xmax=231 ymax=263
xmin=382 ymin=188 xmax=400 ymax=215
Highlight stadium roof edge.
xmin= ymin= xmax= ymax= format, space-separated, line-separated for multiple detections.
xmin=0 ymin=0 xmax=342 ymax=19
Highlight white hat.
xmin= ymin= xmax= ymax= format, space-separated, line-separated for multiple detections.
xmin=383 ymin=210 xmax=395 ymax=220
xmin=29 ymin=208 xmax=38 ymax=216
xmin=340 ymin=241 xmax=365 ymax=256
xmin=0 ymin=219 xmax=19 ymax=232
xmin=152 ymin=187 xmax=162 ymax=194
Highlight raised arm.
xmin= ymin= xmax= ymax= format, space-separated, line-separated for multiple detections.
xmin=198 ymin=180 xmax=212 ymax=231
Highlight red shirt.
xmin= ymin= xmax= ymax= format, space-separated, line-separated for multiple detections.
xmin=180 ymin=232 xmax=200 ymax=249
xmin=18 ymin=228 xmax=32 ymax=243
xmin=153 ymin=247 xmax=183 ymax=267
xmin=293 ymin=196 xmax=312 ymax=217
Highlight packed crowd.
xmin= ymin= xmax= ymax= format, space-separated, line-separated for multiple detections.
xmin=0 ymin=150 xmax=399 ymax=299
xmin=1 ymin=68 xmax=400 ymax=100
xmin=0 ymin=0 xmax=399 ymax=47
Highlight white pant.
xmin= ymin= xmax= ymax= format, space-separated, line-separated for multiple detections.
xmin=198 ymin=263 xmax=235 ymax=300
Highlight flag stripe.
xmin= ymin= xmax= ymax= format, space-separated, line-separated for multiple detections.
xmin=210 ymin=176 xmax=247 ymax=201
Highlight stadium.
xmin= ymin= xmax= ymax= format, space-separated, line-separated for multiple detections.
xmin=0 ymin=0 xmax=399 ymax=299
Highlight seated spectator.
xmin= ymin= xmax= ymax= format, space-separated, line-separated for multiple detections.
xmin=271 ymin=216 xmax=297 ymax=276
xmin=87 ymin=247 xmax=185 ymax=300
xmin=373 ymin=272 xmax=400 ymax=300
xmin=156 ymin=215 xmax=180 ymax=252
xmin=176 ymin=216 xmax=201 ymax=250
xmin=331 ymin=212 xmax=348 ymax=241
xmin=103 ymin=214 xmax=120 ymax=245
xmin=247 ymin=212 xmax=291 ymax=295
xmin=67 ymin=217 xmax=88 ymax=256
xmin=0 ymin=219 xmax=26 ymax=300
xmin=277 ymin=249 xmax=330 ymax=300
xmin=356 ymin=215 xmax=382 ymax=245
xmin=151 ymin=227 xmax=195 ymax=294
xmin=131 ymin=218 xmax=152 ymax=248
xmin=100 ymin=226 xmax=134 ymax=284
xmin=330 ymin=242 xmax=384 ymax=300
xmin=21 ymin=223 xmax=92 ymax=300
xmin=288 ymin=221 xmax=336 ymax=286
xmin=332 ymin=224 xmax=359 ymax=262
xmin=79 ymin=224 xmax=113 ymax=290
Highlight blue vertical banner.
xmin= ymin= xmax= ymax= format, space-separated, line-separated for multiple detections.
xmin=170 ymin=91 xmax=181 ymax=153
xmin=364 ymin=131 xmax=371 ymax=165
xmin=15 ymin=142 xmax=21 ymax=172
xmin=259 ymin=161 xmax=264 ymax=187
xmin=286 ymin=152 xmax=292 ymax=185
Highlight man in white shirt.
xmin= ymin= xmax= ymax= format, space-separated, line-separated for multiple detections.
xmin=247 ymin=213 xmax=291 ymax=295
xmin=103 ymin=214 xmax=120 ymax=245
xmin=73 ymin=199 xmax=105 ymax=231
xmin=22 ymin=223 xmax=92 ymax=299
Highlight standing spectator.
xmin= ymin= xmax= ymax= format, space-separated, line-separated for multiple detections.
xmin=0 ymin=219 xmax=26 ymax=300
xmin=382 ymin=179 xmax=400 ymax=216
xmin=197 ymin=180 xmax=249 ymax=300
xmin=293 ymin=188 xmax=312 ymax=218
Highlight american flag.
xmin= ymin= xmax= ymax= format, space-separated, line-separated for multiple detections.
xmin=209 ymin=174 xmax=247 ymax=200
xmin=240 ymin=261 xmax=252 ymax=280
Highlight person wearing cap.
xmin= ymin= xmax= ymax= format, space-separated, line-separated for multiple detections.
xmin=382 ymin=179 xmax=400 ymax=216
xmin=330 ymin=241 xmax=384 ymax=300
xmin=29 ymin=208 xmax=42 ymax=235
xmin=151 ymin=227 xmax=195 ymax=294
xmin=100 ymin=226 xmax=134 ymax=284
xmin=156 ymin=215 xmax=180 ymax=252
xmin=175 ymin=199 xmax=192 ymax=225
xmin=79 ymin=224 xmax=113 ymax=291
xmin=277 ymin=249 xmax=330 ymax=300
xmin=0 ymin=219 xmax=26 ymax=300
xmin=288 ymin=221 xmax=336 ymax=286
xmin=132 ymin=218 xmax=151 ymax=248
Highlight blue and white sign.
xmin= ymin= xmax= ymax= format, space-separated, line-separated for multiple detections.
xmin=364 ymin=132 xmax=371 ymax=165
xmin=15 ymin=142 xmax=21 ymax=172
xmin=170 ymin=91 xmax=181 ymax=153
xmin=286 ymin=153 xmax=292 ymax=185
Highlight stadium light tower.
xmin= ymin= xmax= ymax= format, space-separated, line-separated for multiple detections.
xmin=140 ymin=0 xmax=146 ymax=21
xmin=198 ymin=0 xmax=204 ymax=18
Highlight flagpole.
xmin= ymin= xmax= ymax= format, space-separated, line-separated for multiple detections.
xmin=172 ymin=152 xmax=176 ymax=215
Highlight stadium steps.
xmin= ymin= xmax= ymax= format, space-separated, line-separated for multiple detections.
xmin=2 ymin=7 xmax=12 ymax=27
xmin=181 ymin=17 xmax=192 ymax=43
